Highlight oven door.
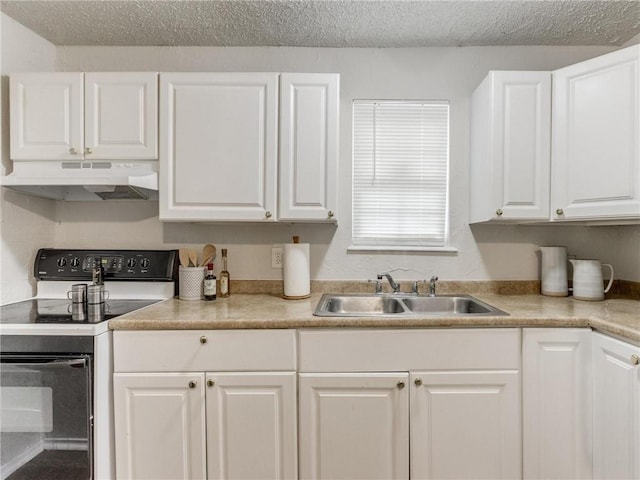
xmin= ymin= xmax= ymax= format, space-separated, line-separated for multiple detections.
xmin=0 ymin=354 xmax=93 ymax=480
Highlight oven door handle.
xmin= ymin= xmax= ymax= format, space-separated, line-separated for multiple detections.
xmin=0 ymin=357 xmax=88 ymax=369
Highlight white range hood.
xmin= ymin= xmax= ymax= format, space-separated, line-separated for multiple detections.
xmin=1 ymin=161 xmax=159 ymax=201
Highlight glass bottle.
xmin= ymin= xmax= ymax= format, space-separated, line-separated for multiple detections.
xmin=203 ymin=263 xmax=217 ymax=301
xmin=219 ymin=249 xmax=230 ymax=298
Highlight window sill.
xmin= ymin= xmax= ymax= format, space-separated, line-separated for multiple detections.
xmin=347 ymin=245 xmax=459 ymax=254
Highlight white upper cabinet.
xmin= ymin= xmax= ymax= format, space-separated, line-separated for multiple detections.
xmin=10 ymin=72 xmax=158 ymax=161
xmin=552 ymin=45 xmax=640 ymax=221
xmin=470 ymin=71 xmax=551 ymax=223
xmin=159 ymin=72 xmax=339 ymax=222
xmin=160 ymin=73 xmax=279 ymax=222
xmin=10 ymin=73 xmax=84 ymax=160
xmin=84 ymin=72 xmax=158 ymax=160
xmin=279 ymin=73 xmax=339 ymax=222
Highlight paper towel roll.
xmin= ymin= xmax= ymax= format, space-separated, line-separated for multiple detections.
xmin=283 ymin=243 xmax=310 ymax=299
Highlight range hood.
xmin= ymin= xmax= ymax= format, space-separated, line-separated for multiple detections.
xmin=1 ymin=161 xmax=159 ymax=201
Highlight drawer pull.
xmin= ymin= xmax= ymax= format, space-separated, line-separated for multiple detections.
xmin=207 ymin=379 xmax=215 ymax=387
xmin=397 ymin=381 xmax=405 ymax=390
xmin=414 ymin=378 xmax=422 ymax=387
xmin=632 ymin=354 xmax=640 ymax=366
xmin=188 ymin=381 xmax=197 ymax=389
xmin=200 ymin=336 xmax=207 ymax=344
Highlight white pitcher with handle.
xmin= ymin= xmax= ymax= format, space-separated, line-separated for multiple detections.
xmin=569 ymin=259 xmax=614 ymax=301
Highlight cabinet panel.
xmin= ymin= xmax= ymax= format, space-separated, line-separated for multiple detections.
xmin=10 ymin=73 xmax=83 ymax=160
xmin=470 ymin=71 xmax=551 ymax=222
xmin=206 ymin=372 xmax=297 ymax=480
xmin=299 ymin=373 xmax=409 ymax=480
xmin=411 ymin=370 xmax=521 ymax=480
xmin=85 ymin=72 xmax=157 ymax=159
xmin=552 ymin=45 xmax=640 ymax=220
xmin=522 ymin=328 xmax=592 ymax=479
xmin=593 ymin=332 xmax=640 ymax=479
xmin=279 ymin=73 xmax=339 ymax=222
xmin=160 ymin=73 xmax=278 ymax=221
xmin=113 ymin=372 xmax=206 ymax=480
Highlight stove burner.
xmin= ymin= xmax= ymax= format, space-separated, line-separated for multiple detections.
xmin=0 ymin=299 xmax=160 ymax=325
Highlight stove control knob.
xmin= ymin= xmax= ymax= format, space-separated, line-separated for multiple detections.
xmin=57 ymin=258 xmax=67 ymax=267
xmin=140 ymin=258 xmax=150 ymax=268
xmin=70 ymin=257 xmax=80 ymax=268
xmin=127 ymin=258 xmax=137 ymax=268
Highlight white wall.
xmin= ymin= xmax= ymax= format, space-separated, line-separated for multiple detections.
xmin=0 ymin=13 xmax=57 ymax=304
xmin=50 ymin=45 xmax=640 ymax=284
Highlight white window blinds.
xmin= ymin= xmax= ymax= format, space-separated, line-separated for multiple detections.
xmin=352 ymin=100 xmax=450 ymax=248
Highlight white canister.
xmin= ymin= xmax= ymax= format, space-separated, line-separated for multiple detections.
xmin=539 ymin=246 xmax=569 ymax=297
xmin=179 ymin=266 xmax=206 ymax=300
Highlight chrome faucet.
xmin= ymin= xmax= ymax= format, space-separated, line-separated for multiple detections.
xmin=429 ymin=276 xmax=439 ymax=296
xmin=378 ymin=273 xmax=400 ymax=293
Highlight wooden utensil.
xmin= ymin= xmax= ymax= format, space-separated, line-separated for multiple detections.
xmin=200 ymin=244 xmax=216 ymax=266
xmin=179 ymin=249 xmax=190 ymax=268
xmin=188 ymin=249 xmax=198 ymax=267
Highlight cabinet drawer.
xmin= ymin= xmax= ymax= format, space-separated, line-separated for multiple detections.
xmin=299 ymin=328 xmax=520 ymax=372
xmin=114 ymin=329 xmax=296 ymax=372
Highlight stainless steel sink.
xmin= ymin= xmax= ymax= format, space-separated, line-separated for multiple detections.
xmin=313 ymin=294 xmax=508 ymax=317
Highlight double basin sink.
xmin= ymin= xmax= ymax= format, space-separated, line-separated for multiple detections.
xmin=313 ymin=293 xmax=508 ymax=317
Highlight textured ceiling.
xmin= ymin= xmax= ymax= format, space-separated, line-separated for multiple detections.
xmin=1 ymin=0 xmax=640 ymax=47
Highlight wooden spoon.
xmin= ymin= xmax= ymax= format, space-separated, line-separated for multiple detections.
xmin=200 ymin=244 xmax=216 ymax=266
xmin=179 ymin=249 xmax=190 ymax=268
xmin=188 ymin=249 xmax=198 ymax=268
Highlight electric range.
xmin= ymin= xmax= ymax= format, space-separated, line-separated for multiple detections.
xmin=0 ymin=249 xmax=178 ymax=480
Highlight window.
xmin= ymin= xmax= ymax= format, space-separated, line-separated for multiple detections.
xmin=352 ymin=100 xmax=450 ymax=250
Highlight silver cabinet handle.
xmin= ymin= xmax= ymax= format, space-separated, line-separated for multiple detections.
xmin=85 ymin=147 xmax=92 ymax=154
xmin=327 ymin=210 xmax=334 ymax=219
xmin=414 ymin=378 xmax=422 ymax=387
xmin=188 ymin=381 xmax=197 ymax=389
xmin=200 ymin=336 xmax=207 ymax=344
xmin=265 ymin=211 xmax=272 ymax=218
xmin=207 ymin=379 xmax=215 ymax=387
xmin=556 ymin=208 xmax=564 ymax=216
xmin=632 ymin=354 xmax=640 ymax=366
xmin=397 ymin=381 xmax=405 ymax=390
xmin=496 ymin=209 xmax=503 ymax=216
xmin=69 ymin=147 xmax=78 ymax=155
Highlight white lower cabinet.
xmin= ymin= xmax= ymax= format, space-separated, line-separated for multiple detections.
xmin=113 ymin=330 xmax=298 ymax=480
xmin=299 ymin=373 xmax=410 ymax=480
xmin=522 ymin=328 xmax=593 ymax=479
xmin=593 ymin=331 xmax=640 ymax=480
xmin=411 ymin=370 xmax=521 ymax=479
xmin=297 ymin=328 xmax=522 ymax=480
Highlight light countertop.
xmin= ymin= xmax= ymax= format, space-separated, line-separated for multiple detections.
xmin=108 ymin=293 xmax=640 ymax=343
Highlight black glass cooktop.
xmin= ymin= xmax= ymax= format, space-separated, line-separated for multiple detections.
xmin=0 ymin=299 xmax=160 ymax=324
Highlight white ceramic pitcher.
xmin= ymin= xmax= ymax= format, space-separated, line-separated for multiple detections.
xmin=569 ymin=259 xmax=614 ymax=301
xmin=539 ymin=246 xmax=569 ymax=297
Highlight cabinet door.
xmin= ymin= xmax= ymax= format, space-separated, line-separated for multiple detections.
xmin=279 ymin=73 xmax=339 ymax=222
xmin=113 ymin=373 xmax=206 ymax=480
xmin=10 ymin=73 xmax=83 ymax=160
xmin=593 ymin=332 xmax=640 ymax=479
xmin=206 ymin=372 xmax=297 ymax=480
xmin=411 ymin=370 xmax=521 ymax=479
xmin=552 ymin=45 xmax=640 ymax=220
xmin=522 ymin=328 xmax=592 ymax=479
xmin=160 ymin=73 xmax=278 ymax=221
xmin=470 ymin=71 xmax=551 ymax=223
xmin=299 ymin=373 xmax=409 ymax=480
xmin=85 ymin=72 xmax=158 ymax=160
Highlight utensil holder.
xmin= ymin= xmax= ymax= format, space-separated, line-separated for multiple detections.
xmin=179 ymin=266 xmax=206 ymax=301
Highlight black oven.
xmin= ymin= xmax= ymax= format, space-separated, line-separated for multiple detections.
xmin=1 ymin=336 xmax=94 ymax=480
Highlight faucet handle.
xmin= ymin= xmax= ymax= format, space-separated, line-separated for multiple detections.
xmin=369 ymin=277 xmax=383 ymax=294
xmin=412 ymin=280 xmax=427 ymax=294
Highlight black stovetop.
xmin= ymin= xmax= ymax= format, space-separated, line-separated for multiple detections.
xmin=0 ymin=298 xmax=160 ymax=324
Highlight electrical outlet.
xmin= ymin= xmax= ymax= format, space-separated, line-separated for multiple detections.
xmin=271 ymin=246 xmax=283 ymax=269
